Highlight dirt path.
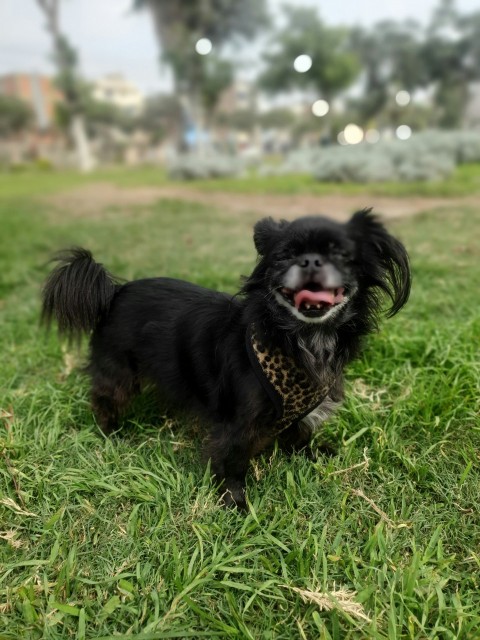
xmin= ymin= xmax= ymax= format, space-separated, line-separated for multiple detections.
xmin=45 ymin=182 xmax=480 ymax=222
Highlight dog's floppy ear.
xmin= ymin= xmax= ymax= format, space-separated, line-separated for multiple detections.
xmin=348 ymin=208 xmax=411 ymax=317
xmin=253 ymin=217 xmax=289 ymax=255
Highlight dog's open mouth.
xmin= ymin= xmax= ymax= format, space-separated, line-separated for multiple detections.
xmin=279 ymin=284 xmax=345 ymax=316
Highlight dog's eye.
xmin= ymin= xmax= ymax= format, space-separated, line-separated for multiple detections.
xmin=275 ymin=249 xmax=296 ymax=262
xmin=328 ymin=243 xmax=348 ymax=258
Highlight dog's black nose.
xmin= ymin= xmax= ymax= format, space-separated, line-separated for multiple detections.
xmin=298 ymin=254 xmax=323 ymax=270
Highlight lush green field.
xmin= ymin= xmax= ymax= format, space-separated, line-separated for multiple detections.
xmin=1 ymin=161 xmax=480 ymax=199
xmin=1 ymin=171 xmax=479 ymax=639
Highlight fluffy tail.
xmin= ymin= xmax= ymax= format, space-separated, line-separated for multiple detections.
xmin=41 ymin=248 xmax=120 ymax=339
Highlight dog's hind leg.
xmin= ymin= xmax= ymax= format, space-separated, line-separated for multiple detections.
xmin=90 ymin=369 xmax=137 ymax=435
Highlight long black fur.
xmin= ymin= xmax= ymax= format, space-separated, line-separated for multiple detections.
xmin=41 ymin=210 xmax=411 ymax=508
xmin=42 ymin=248 xmax=120 ymax=339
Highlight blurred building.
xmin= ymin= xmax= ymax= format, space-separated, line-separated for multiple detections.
xmin=0 ymin=73 xmax=61 ymax=129
xmin=91 ymin=73 xmax=145 ymax=115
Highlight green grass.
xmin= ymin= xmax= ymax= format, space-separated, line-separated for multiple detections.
xmin=1 ymin=161 xmax=480 ymax=200
xmin=1 ymin=171 xmax=479 ymax=639
xmin=191 ymin=163 xmax=480 ymax=198
xmin=0 ymin=166 xmax=170 ymax=201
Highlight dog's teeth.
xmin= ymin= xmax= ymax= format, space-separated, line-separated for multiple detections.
xmin=305 ymin=304 xmax=311 ymax=310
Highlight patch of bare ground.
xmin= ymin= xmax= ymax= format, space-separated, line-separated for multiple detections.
xmin=43 ymin=182 xmax=480 ymax=222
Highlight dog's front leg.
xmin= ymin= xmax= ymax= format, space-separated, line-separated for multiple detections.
xmin=204 ymin=425 xmax=258 ymax=510
xmin=278 ymin=422 xmax=315 ymax=458
xmin=278 ymin=421 xmax=337 ymax=459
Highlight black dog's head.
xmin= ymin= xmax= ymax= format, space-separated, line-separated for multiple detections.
xmin=243 ymin=209 xmax=411 ymax=333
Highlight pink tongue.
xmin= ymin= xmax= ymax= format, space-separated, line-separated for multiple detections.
xmin=294 ymin=289 xmax=335 ymax=308
xmin=294 ymin=287 xmax=345 ymax=309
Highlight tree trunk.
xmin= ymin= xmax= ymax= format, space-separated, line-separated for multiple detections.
xmin=70 ymin=114 xmax=96 ymax=172
xmin=147 ymin=1 xmax=196 ymax=153
xmin=189 ymin=87 xmax=207 ymax=155
xmin=36 ymin=0 xmax=96 ymax=172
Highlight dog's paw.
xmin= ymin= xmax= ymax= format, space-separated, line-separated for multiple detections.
xmin=220 ymin=484 xmax=247 ymax=511
xmin=295 ymin=441 xmax=338 ymax=461
xmin=301 ymin=445 xmax=317 ymax=461
xmin=315 ymin=440 xmax=338 ymax=457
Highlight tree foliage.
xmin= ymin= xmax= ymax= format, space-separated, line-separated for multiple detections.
xmin=350 ymin=20 xmax=427 ymax=123
xmin=215 ymin=108 xmax=257 ymax=132
xmin=0 ymin=96 xmax=33 ymax=135
xmin=259 ymin=7 xmax=360 ymax=101
xmin=133 ymin=0 xmax=269 ymax=151
xmin=134 ymin=0 xmax=268 ymax=122
xmin=421 ymin=0 xmax=480 ymax=126
xmin=133 ymin=0 xmax=269 ymax=51
xmin=132 ymin=0 xmax=480 ymax=139
xmin=199 ymin=55 xmax=233 ymax=114
xmin=52 ymin=35 xmax=85 ymax=114
xmin=347 ymin=0 xmax=480 ymax=128
xmin=137 ymin=93 xmax=183 ymax=142
xmin=258 ymin=108 xmax=296 ymax=129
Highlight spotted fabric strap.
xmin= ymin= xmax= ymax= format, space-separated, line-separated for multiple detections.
xmin=247 ymin=326 xmax=333 ymax=433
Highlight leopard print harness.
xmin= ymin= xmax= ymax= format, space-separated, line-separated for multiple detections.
xmin=246 ymin=326 xmax=335 ymax=433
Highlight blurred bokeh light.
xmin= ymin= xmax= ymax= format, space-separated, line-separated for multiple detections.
xmin=293 ymin=54 xmax=313 ymax=73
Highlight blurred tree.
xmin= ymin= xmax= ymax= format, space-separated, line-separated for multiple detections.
xmin=291 ymin=112 xmax=331 ymax=145
xmin=133 ymin=0 xmax=268 ymax=149
xmin=138 ymin=93 xmax=183 ymax=143
xmin=55 ymin=81 xmax=124 ymax=131
xmin=379 ymin=101 xmax=434 ymax=131
xmin=460 ymin=10 xmax=480 ymax=73
xmin=84 ymin=98 xmax=129 ymax=131
xmin=0 ymin=96 xmax=33 ymax=135
xmin=200 ymin=56 xmax=233 ymax=128
xmin=258 ymin=108 xmax=295 ymax=129
xmin=215 ymin=108 xmax=257 ymax=132
xmin=349 ymin=28 xmax=390 ymax=124
xmin=350 ymin=20 xmax=426 ymax=124
xmin=422 ymin=0 xmax=480 ymax=127
xmin=259 ymin=8 xmax=359 ymax=104
xmin=35 ymin=0 xmax=95 ymax=171
xmin=381 ymin=20 xmax=427 ymax=91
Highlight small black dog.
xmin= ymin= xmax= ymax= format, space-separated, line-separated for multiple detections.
xmin=42 ymin=210 xmax=410 ymax=508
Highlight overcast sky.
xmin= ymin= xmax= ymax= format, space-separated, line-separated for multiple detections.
xmin=0 ymin=0 xmax=478 ymax=95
